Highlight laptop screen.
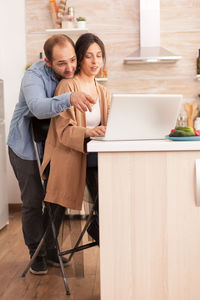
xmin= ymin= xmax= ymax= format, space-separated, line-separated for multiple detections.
xmin=104 ymin=94 xmax=182 ymax=141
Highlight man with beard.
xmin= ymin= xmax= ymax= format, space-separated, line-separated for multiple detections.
xmin=7 ymin=34 xmax=95 ymax=275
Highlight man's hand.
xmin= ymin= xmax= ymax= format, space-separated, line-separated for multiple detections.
xmin=70 ymin=92 xmax=96 ymax=112
xmin=85 ymin=126 xmax=106 ymax=138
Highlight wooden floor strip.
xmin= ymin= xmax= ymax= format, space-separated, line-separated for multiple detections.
xmin=0 ymin=209 xmax=100 ymax=300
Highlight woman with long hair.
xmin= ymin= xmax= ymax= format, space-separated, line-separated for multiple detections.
xmin=41 ymin=33 xmax=111 ymax=244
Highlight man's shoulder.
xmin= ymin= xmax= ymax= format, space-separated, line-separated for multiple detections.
xmin=24 ymin=61 xmax=55 ymax=84
xmin=27 ymin=61 xmax=46 ymax=75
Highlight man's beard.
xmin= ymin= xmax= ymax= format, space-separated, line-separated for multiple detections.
xmin=53 ymin=69 xmax=74 ymax=80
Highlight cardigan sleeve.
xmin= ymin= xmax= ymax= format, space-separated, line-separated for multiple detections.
xmin=53 ymin=110 xmax=86 ymax=153
xmin=105 ymin=88 xmax=111 ymax=116
xmin=52 ymin=79 xmax=87 ymax=153
xmin=96 ymin=83 xmax=111 ymax=126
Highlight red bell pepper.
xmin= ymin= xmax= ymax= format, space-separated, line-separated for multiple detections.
xmin=170 ymin=128 xmax=176 ymax=134
xmin=194 ymin=129 xmax=200 ymax=136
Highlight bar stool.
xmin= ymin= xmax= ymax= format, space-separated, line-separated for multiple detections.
xmin=21 ymin=117 xmax=98 ymax=296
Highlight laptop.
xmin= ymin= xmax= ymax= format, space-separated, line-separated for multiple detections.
xmin=92 ymin=94 xmax=182 ymax=141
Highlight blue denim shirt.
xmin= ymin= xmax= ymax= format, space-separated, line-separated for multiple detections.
xmin=7 ymin=61 xmax=71 ymax=160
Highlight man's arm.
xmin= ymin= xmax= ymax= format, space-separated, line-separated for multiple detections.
xmin=22 ymin=71 xmax=95 ymax=119
xmin=22 ymin=71 xmax=71 ymax=119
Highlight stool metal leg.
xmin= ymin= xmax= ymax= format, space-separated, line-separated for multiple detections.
xmin=21 ymin=228 xmax=48 ymax=277
xmin=64 ymin=204 xmax=96 ymax=262
xmin=47 ymin=203 xmax=70 ymax=295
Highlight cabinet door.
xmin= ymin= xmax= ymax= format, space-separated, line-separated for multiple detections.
xmin=166 ymin=151 xmax=200 ymax=300
xmin=98 ymin=151 xmax=200 ymax=300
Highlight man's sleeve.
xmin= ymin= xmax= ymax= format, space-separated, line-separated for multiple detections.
xmin=22 ymin=71 xmax=72 ymax=119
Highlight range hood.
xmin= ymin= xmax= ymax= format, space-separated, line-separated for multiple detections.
xmin=124 ymin=0 xmax=181 ymax=64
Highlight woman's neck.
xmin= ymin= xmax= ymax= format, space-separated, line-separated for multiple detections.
xmin=76 ymin=72 xmax=98 ymax=99
xmin=76 ymin=71 xmax=95 ymax=84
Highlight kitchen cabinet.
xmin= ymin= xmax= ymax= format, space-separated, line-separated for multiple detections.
xmin=88 ymin=140 xmax=200 ymax=300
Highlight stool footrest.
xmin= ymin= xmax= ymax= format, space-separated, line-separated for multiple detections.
xmin=60 ymin=242 xmax=97 ymax=256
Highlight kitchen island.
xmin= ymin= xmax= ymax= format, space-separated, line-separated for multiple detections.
xmin=87 ymin=139 xmax=200 ymax=300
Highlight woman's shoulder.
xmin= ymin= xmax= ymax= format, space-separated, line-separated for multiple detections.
xmin=58 ymin=78 xmax=77 ymax=89
xmin=96 ymin=82 xmax=111 ymax=100
xmin=96 ymin=81 xmax=110 ymax=94
xmin=55 ymin=77 xmax=79 ymax=94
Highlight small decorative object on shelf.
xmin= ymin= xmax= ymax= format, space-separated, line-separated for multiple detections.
xmin=96 ymin=65 xmax=108 ymax=81
xmin=196 ymin=74 xmax=200 ymax=80
xmin=25 ymin=52 xmax=43 ymax=70
xmin=25 ymin=63 xmax=32 ymax=70
xmin=76 ymin=17 xmax=86 ymax=28
xmin=49 ymin=0 xmax=68 ymax=28
xmin=57 ymin=0 xmax=67 ymax=28
xmin=39 ymin=52 xmax=43 ymax=61
xmin=49 ymin=0 xmax=59 ymax=28
xmin=62 ymin=7 xmax=75 ymax=29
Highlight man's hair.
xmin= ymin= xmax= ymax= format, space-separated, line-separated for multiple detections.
xmin=43 ymin=34 xmax=75 ymax=62
xmin=75 ymin=33 xmax=106 ymax=74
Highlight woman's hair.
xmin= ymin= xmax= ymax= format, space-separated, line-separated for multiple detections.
xmin=75 ymin=33 xmax=106 ymax=74
xmin=43 ymin=34 xmax=75 ymax=62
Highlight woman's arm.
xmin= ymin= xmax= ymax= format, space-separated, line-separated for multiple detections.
xmin=52 ymin=79 xmax=87 ymax=153
xmin=54 ymin=110 xmax=86 ymax=153
xmin=52 ymin=79 xmax=109 ymax=152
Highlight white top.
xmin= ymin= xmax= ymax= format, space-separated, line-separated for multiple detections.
xmin=87 ymin=139 xmax=200 ymax=152
xmin=86 ymin=97 xmax=101 ymax=128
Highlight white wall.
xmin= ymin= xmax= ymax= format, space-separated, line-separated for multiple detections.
xmin=0 ymin=0 xmax=26 ymax=203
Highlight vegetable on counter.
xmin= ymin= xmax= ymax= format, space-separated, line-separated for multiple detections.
xmin=169 ymin=126 xmax=200 ymax=137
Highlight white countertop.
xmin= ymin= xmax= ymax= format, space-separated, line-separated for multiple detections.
xmin=87 ymin=139 xmax=200 ymax=152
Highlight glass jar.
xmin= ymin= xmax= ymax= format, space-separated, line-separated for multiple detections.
xmin=194 ymin=117 xmax=200 ymax=130
xmin=176 ymin=112 xmax=187 ymax=127
xmin=62 ymin=7 xmax=75 ymax=28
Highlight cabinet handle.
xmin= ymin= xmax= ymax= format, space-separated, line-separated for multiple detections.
xmin=195 ymin=159 xmax=200 ymax=206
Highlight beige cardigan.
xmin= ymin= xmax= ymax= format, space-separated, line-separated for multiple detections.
xmin=41 ymin=77 xmax=111 ymax=209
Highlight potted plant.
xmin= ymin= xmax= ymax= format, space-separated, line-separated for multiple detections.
xmin=76 ymin=17 xmax=86 ymax=28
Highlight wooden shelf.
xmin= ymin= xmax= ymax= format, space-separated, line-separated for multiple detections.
xmin=196 ymin=75 xmax=200 ymax=80
xmin=45 ymin=28 xmax=88 ymax=34
xmin=95 ymin=78 xmax=108 ymax=82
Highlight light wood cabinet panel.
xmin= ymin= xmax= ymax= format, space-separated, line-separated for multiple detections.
xmin=98 ymin=151 xmax=200 ymax=300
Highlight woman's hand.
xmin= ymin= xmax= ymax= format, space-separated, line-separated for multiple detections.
xmin=85 ymin=126 xmax=106 ymax=138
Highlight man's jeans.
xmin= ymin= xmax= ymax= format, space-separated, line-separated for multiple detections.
xmin=8 ymin=147 xmax=65 ymax=257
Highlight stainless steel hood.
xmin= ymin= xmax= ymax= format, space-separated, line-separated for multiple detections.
xmin=124 ymin=0 xmax=181 ymax=64
xmin=124 ymin=47 xmax=181 ymax=64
